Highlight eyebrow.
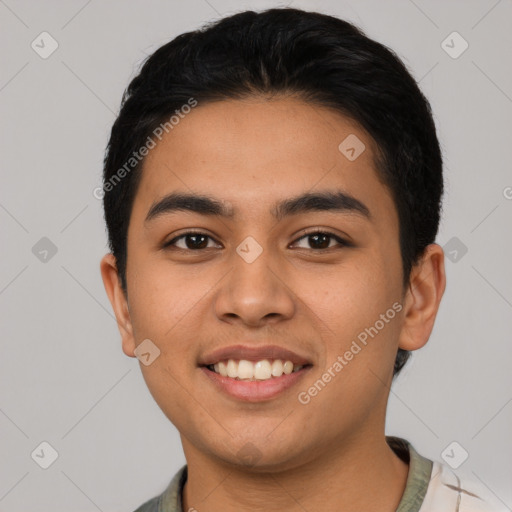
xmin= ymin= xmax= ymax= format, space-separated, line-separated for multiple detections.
xmin=145 ymin=190 xmax=371 ymax=224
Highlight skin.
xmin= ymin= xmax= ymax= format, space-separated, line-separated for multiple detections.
xmin=101 ymin=95 xmax=446 ymax=511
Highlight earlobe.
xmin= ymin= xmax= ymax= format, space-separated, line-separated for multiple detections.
xmin=99 ymin=253 xmax=137 ymax=358
xmin=398 ymin=243 xmax=446 ymax=351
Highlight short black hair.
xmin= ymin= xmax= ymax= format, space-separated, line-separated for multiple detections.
xmin=102 ymin=7 xmax=443 ymax=377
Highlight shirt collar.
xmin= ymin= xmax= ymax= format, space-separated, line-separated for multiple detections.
xmin=387 ymin=436 xmax=433 ymax=512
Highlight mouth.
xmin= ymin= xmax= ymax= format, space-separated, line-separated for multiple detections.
xmin=204 ymin=358 xmax=308 ymax=381
xmin=199 ymin=345 xmax=313 ymax=402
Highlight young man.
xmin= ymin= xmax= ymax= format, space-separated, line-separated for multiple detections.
xmin=100 ymin=8 xmax=505 ymax=512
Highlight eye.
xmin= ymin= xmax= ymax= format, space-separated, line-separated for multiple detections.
xmin=163 ymin=231 xmax=221 ymax=251
xmin=291 ymin=231 xmax=349 ymax=250
xmin=163 ymin=230 xmax=349 ymax=252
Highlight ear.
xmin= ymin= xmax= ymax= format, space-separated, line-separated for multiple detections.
xmin=100 ymin=253 xmax=136 ymax=358
xmin=398 ymin=243 xmax=446 ymax=351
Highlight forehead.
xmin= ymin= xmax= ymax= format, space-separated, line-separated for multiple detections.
xmin=132 ymin=96 xmax=393 ymax=222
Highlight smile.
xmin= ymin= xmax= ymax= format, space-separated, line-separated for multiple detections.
xmin=207 ymin=359 xmax=305 ymax=381
xmin=199 ymin=343 xmax=313 ymax=401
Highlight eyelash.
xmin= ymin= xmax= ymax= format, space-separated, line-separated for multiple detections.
xmin=163 ymin=229 xmax=350 ymax=252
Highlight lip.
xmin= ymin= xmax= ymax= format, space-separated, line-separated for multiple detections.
xmin=200 ymin=365 xmax=312 ymax=402
xmin=199 ymin=344 xmax=312 ymax=366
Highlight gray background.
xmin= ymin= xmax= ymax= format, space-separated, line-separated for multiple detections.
xmin=1 ymin=0 xmax=511 ymax=510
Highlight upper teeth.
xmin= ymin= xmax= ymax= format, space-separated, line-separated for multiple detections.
xmin=210 ymin=359 xmax=303 ymax=381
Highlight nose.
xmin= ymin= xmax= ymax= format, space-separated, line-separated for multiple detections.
xmin=213 ymin=244 xmax=296 ymax=328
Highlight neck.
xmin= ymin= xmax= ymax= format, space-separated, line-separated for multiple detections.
xmin=181 ymin=432 xmax=409 ymax=512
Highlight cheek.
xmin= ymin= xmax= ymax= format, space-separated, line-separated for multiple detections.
xmin=299 ymin=252 xmax=403 ymax=374
xmin=298 ymin=267 xmax=402 ymax=421
xmin=309 ymin=258 xmax=397 ymax=327
xmin=126 ymin=261 xmax=210 ymax=423
xmin=127 ymin=257 xmax=206 ymax=342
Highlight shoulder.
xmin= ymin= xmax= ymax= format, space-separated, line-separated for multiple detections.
xmin=133 ymin=496 xmax=159 ymax=512
xmin=131 ymin=465 xmax=187 ymax=512
xmin=420 ymin=460 xmax=509 ymax=512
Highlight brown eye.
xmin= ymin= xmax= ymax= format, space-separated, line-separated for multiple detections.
xmin=164 ymin=232 xmax=220 ymax=250
xmin=293 ymin=231 xmax=348 ymax=250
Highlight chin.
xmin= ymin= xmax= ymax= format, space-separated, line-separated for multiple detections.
xmin=204 ymin=435 xmax=313 ymax=474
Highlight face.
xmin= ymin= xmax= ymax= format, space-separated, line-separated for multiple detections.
xmin=102 ymin=96 xmax=440 ymax=471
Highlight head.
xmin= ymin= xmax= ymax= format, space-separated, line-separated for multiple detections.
xmin=100 ymin=8 xmax=445 ymax=469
